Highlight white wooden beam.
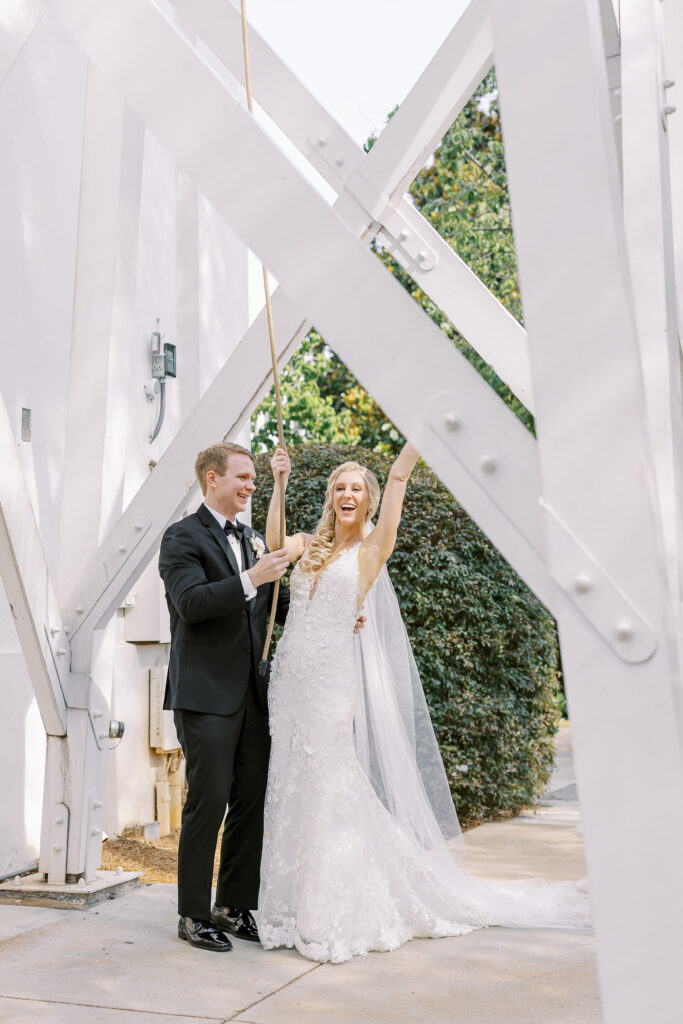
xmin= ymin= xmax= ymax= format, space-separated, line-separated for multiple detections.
xmin=170 ymin=0 xmax=532 ymax=408
xmin=0 ymin=394 xmax=67 ymax=737
xmin=66 ymin=294 xmax=310 ymax=650
xmin=50 ymin=0 xmax=558 ymax=641
xmin=493 ymin=3 xmax=683 ymax=1022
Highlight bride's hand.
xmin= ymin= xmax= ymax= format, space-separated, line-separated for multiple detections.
xmin=270 ymin=447 xmax=291 ymax=482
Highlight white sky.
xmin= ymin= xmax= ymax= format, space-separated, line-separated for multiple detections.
xmin=244 ymin=0 xmax=470 ymax=321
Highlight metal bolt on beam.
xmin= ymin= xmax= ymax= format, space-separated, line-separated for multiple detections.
xmin=616 ymin=621 xmax=634 ymax=642
xmin=444 ymin=412 xmax=462 ymax=430
xmin=574 ymin=573 xmax=593 ymax=594
xmin=480 ymin=456 xmax=498 ymax=474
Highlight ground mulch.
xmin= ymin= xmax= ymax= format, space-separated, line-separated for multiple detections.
xmin=99 ymin=828 xmax=221 ymax=886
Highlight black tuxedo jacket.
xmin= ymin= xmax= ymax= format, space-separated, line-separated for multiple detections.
xmin=159 ymin=503 xmax=288 ymax=715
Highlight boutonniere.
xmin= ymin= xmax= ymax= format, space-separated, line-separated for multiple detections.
xmin=249 ymin=534 xmax=265 ymax=560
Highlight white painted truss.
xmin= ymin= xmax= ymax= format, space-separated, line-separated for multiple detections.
xmin=0 ymin=0 xmax=682 ymax=1018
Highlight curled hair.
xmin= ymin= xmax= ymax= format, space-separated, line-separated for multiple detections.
xmin=195 ymin=441 xmax=252 ymax=495
xmin=299 ymin=461 xmax=380 ymax=577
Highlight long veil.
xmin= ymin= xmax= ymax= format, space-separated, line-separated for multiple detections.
xmin=352 ymin=561 xmax=466 ymax=862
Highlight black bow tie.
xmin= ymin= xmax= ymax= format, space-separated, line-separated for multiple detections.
xmin=223 ymin=519 xmax=245 ymax=537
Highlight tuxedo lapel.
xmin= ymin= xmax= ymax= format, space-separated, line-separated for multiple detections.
xmin=241 ymin=528 xmax=254 ymax=571
xmin=197 ymin=504 xmax=240 ymax=576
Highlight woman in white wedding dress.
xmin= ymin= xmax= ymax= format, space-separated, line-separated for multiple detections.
xmin=256 ymin=443 xmax=589 ymax=964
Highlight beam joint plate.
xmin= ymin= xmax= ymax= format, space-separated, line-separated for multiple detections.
xmin=539 ymin=498 xmax=657 ymax=664
xmin=377 ymin=208 xmax=438 ymax=273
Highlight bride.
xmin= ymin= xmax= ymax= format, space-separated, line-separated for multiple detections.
xmin=256 ymin=443 xmax=588 ymax=964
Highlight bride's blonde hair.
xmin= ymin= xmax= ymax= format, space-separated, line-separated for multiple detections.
xmin=299 ymin=461 xmax=380 ymax=576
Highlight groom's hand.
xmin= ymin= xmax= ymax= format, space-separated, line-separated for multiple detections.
xmin=247 ymin=548 xmax=290 ymax=588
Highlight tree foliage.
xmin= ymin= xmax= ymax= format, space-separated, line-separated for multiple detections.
xmin=251 ymin=445 xmax=560 ymax=826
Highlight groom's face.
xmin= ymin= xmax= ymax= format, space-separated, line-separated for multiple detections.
xmin=206 ymin=453 xmax=256 ymax=519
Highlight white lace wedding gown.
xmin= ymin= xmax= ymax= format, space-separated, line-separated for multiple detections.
xmin=256 ymin=545 xmax=588 ymax=964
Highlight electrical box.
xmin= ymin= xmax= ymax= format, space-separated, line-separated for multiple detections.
xmin=151 ymin=352 xmax=166 ymax=378
xmin=163 ymin=343 xmax=176 ymax=378
xmin=149 ymin=666 xmax=180 ymax=752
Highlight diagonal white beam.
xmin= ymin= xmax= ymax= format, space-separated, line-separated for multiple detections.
xmin=66 ymin=296 xmax=309 ymax=651
xmin=0 ymin=394 xmax=67 ymax=736
xmin=0 ymin=0 xmax=45 ymax=87
xmin=51 ymin=0 xmax=555 ymax=644
xmin=170 ymin=0 xmax=532 ymax=407
xmin=493 ymin=1 xmax=683 ymax=1021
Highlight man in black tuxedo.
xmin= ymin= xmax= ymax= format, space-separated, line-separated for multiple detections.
xmin=159 ymin=441 xmax=290 ymax=952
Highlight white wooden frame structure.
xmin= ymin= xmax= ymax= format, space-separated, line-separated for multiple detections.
xmin=1 ymin=0 xmax=682 ymax=1019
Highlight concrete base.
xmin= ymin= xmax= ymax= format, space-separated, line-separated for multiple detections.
xmin=0 ymin=870 xmax=141 ymax=909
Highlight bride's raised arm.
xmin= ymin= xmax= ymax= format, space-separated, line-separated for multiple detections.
xmin=359 ymin=442 xmax=420 ymax=593
xmin=266 ymin=447 xmax=311 ymax=563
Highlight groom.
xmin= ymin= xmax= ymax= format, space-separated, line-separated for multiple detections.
xmin=159 ymin=441 xmax=290 ymax=952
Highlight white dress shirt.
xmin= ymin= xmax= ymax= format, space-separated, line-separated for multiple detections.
xmin=203 ymin=504 xmax=257 ymax=602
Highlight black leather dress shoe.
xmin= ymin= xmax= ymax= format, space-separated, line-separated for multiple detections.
xmin=211 ymin=904 xmax=260 ymax=942
xmin=177 ymin=916 xmax=233 ymax=951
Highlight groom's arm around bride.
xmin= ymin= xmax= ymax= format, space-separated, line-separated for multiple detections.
xmin=158 ymin=440 xmax=289 ymax=952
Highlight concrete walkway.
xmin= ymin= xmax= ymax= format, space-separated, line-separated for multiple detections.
xmin=0 ymin=726 xmax=601 ymax=1024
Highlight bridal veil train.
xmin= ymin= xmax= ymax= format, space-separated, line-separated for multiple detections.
xmin=256 ymin=544 xmax=589 ymax=964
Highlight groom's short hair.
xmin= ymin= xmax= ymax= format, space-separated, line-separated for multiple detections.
xmin=195 ymin=441 xmax=253 ymax=494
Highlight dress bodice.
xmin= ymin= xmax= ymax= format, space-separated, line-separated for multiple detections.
xmin=285 ymin=542 xmax=361 ymax=640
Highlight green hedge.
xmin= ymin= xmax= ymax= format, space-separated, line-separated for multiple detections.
xmin=251 ymin=444 xmax=560 ymax=826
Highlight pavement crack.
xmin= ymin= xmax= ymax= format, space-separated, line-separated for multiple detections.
xmin=0 ymin=993 xmax=223 ymax=1020
xmin=227 ymin=962 xmax=323 ymax=1021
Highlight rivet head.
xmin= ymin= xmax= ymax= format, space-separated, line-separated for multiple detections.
xmin=444 ymin=412 xmax=461 ymax=431
xmin=664 ymin=78 xmax=675 ymax=89
xmin=416 ymin=251 xmax=428 ymax=263
xmin=664 ymin=105 xmax=677 ymax=116
xmin=616 ymin=621 xmax=634 ymax=643
xmin=134 ymin=523 xmax=144 ymax=532
xmin=574 ymin=574 xmax=592 ymax=595
xmin=334 ymin=157 xmax=345 ymax=168
xmin=55 ymin=816 xmax=64 ymax=825
xmin=56 ymin=648 xmax=66 ymax=656
xmin=50 ymin=626 xmax=59 ymax=637
xmin=480 ymin=456 xmax=497 ymax=474
xmin=315 ymin=135 xmax=326 ymax=148
xmin=75 ymin=606 xmax=84 ymax=614
xmin=91 ymin=828 xmax=101 ymax=837
xmin=53 ymin=845 xmax=62 ymax=852
xmin=118 ymin=546 xmax=127 ymax=554
xmin=398 ymin=230 xmax=409 ymax=242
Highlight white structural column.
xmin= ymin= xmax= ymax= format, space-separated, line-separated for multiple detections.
xmin=171 ymin=0 xmax=533 ymax=409
xmin=620 ymin=0 xmax=683 ymax=629
xmin=493 ymin=2 xmax=683 ymax=1021
xmin=51 ymin=63 xmax=146 ymax=882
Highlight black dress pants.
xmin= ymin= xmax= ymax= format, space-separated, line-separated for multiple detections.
xmin=173 ymin=679 xmax=270 ymax=921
